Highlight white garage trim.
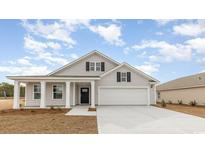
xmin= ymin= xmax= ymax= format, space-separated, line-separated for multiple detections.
xmin=98 ymin=86 xmax=150 ymax=106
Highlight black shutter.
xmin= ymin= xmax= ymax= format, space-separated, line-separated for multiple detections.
xmin=86 ymin=62 xmax=89 ymax=71
xmin=117 ymin=72 xmax=121 ymax=82
xmin=101 ymin=62 xmax=105 ymax=71
xmin=127 ymin=72 xmax=131 ymax=82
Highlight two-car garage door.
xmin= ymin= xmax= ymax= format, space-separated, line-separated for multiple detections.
xmin=98 ymin=87 xmax=149 ymax=105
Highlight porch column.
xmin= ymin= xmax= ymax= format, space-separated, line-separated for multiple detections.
xmin=154 ymin=84 xmax=157 ymax=104
xmin=91 ymin=81 xmax=95 ymax=108
xmin=66 ymin=81 xmax=71 ymax=108
xmin=72 ymin=82 xmax=75 ymax=106
xmin=40 ymin=81 xmax=46 ymax=108
xmin=24 ymin=83 xmax=27 ymax=107
xmin=13 ymin=80 xmax=20 ymax=109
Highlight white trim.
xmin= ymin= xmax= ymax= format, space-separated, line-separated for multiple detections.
xmin=40 ymin=81 xmax=46 ymax=108
xmin=154 ymin=84 xmax=157 ymax=104
xmin=91 ymin=81 xmax=95 ymax=108
xmin=7 ymin=76 xmax=100 ymax=81
xmin=89 ymin=61 xmax=95 ymax=71
xmin=78 ymin=85 xmax=90 ymax=105
xmin=100 ymin=62 xmax=159 ymax=82
xmin=147 ymin=87 xmax=151 ymax=106
xmin=72 ymin=82 xmax=75 ymax=106
xmin=47 ymin=50 xmax=120 ymax=76
xmin=24 ymin=83 xmax=27 ymax=107
xmin=121 ymin=72 xmax=127 ymax=82
xmin=13 ymin=80 xmax=20 ymax=109
xmin=98 ymin=86 xmax=150 ymax=106
xmin=95 ymin=62 xmax=101 ymax=71
xmin=65 ymin=81 xmax=71 ymax=108
xmin=89 ymin=61 xmax=102 ymax=72
xmin=32 ymin=83 xmax=41 ymax=100
xmin=52 ymin=83 xmax=64 ymax=100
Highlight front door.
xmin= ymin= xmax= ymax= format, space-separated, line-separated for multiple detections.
xmin=80 ymin=88 xmax=89 ymax=104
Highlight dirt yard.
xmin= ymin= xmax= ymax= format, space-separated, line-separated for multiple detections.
xmin=155 ymin=103 xmax=205 ymax=118
xmin=0 ymin=99 xmax=98 ymax=134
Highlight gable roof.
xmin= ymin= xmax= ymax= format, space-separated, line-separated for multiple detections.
xmin=157 ymin=72 xmax=205 ymax=91
xmin=47 ymin=50 xmax=121 ymax=76
xmin=100 ymin=62 xmax=159 ymax=82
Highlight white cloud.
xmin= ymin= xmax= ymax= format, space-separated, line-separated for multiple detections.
xmin=88 ymin=24 xmax=125 ymax=46
xmin=47 ymin=42 xmax=61 ymax=49
xmin=0 ymin=65 xmax=50 ymax=76
xmin=155 ymin=19 xmax=176 ymax=26
xmin=17 ymin=58 xmax=32 ymax=65
xmin=135 ymin=62 xmax=160 ymax=75
xmin=173 ymin=20 xmax=205 ymax=36
xmin=132 ymin=40 xmax=192 ymax=63
xmin=186 ymin=38 xmax=205 ymax=54
xmin=70 ymin=53 xmax=79 ymax=59
xmin=197 ymin=57 xmax=205 ymax=64
xmin=22 ymin=19 xmax=125 ymax=47
xmin=22 ymin=20 xmax=76 ymax=47
xmin=155 ymin=32 xmax=164 ymax=35
xmin=123 ymin=47 xmax=130 ymax=55
xmin=24 ymin=36 xmax=69 ymax=65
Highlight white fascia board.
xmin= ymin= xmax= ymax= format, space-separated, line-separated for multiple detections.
xmin=7 ymin=76 xmax=100 ymax=81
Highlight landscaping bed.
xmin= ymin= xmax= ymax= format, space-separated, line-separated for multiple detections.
xmin=154 ymin=103 xmax=205 ymax=118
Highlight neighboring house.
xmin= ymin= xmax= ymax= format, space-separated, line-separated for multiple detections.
xmin=157 ymin=72 xmax=205 ymax=105
xmin=7 ymin=50 xmax=159 ymax=109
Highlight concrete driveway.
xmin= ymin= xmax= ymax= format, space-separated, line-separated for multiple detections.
xmin=97 ymin=106 xmax=205 ymax=134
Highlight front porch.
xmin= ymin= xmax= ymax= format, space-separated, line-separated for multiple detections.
xmin=13 ymin=79 xmax=97 ymax=110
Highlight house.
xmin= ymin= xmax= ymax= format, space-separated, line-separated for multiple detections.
xmin=157 ymin=72 xmax=205 ymax=105
xmin=7 ymin=50 xmax=159 ymax=109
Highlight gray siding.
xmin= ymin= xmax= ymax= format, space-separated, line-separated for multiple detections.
xmin=53 ymin=53 xmax=118 ymax=76
xmin=95 ymin=65 xmax=155 ymax=104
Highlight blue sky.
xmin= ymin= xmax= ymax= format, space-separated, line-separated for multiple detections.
xmin=1 ymin=19 xmax=205 ymax=83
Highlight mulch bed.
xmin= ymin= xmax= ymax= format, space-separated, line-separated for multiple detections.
xmin=88 ymin=108 xmax=96 ymax=111
xmin=154 ymin=103 xmax=205 ymax=118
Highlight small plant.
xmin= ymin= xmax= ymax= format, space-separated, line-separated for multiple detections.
xmin=161 ymin=99 xmax=166 ymax=107
xmin=30 ymin=110 xmax=35 ymax=112
xmin=50 ymin=106 xmax=55 ymax=110
xmin=168 ymin=100 xmax=172 ymax=104
xmin=178 ymin=100 xmax=183 ymax=105
xmin=190 ymin=100 xmax=197 ymax=106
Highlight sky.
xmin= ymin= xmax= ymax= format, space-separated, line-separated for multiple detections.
xmin=0 ymin=19 xmax=205 ymax=84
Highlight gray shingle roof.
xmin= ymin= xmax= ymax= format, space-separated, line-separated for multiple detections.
xmin=157 ymin=72 xmax=205 ymax=91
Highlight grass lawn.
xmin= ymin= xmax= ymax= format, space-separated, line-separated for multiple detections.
xmin=154 ymin=103 xmax=205 ymax=118
xmin=0 ymin=99 xmax=98 ymax=134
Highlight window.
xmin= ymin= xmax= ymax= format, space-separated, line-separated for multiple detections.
xmin=33 ymin=84 xmax=41 ymax=99
xmin=96 ymin=62 xmax=101 ymax=71
xmin=121 ymin=72 xmax=127 ymax=82
xmin=53 ymin=84 xmax=63 ymax=99
xmin=157 ymin=92 xmax=160 ymax=99
xmin=90 ymin=62 xmax=95 ymax=71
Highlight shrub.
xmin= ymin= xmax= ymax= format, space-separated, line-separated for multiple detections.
xmin=190 ymin=100 xmax=197 ymax=106
xmin=161 ymin=99 xmax=166 ymax=107
xmin=50 ymin=106 xmax=55 ymax=110
xmin=168 ymin=100 xmax=172 ymax=104
xmin=178 ymin=100 xmax=183 ymax=105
